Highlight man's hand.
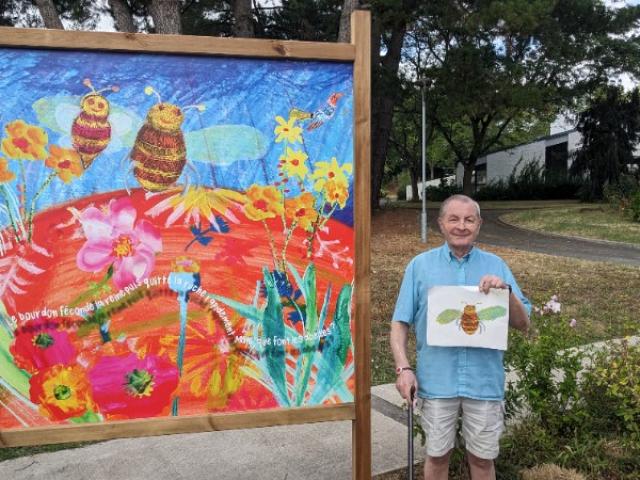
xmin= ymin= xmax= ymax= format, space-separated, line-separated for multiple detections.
xmin=396 ymin=370 xmax=418 ymax=406
xmin=478 ymin=274 xmax=508 ymax=294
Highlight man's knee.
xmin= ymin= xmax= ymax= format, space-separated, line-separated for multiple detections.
xmin=466 ymin=451 xmax=493 ymax=470
xmin=427 ymin=449 xmax=452 ymax=467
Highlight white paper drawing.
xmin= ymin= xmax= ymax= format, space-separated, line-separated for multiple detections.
xmin=426 ymin=286 xmax=510 ymax=350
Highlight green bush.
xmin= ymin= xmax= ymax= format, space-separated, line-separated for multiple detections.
xmin=473 ymin=161 xmax=581 ymax=201
xmin=630 ymin=190 xmax=640 ymax=222
xmin=425 ymin=178 xmax=462 ymax=201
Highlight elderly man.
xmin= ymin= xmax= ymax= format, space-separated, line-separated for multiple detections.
xmin=390 ymin=194 xmax=530 ymax=480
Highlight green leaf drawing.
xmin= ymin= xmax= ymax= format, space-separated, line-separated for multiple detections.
xmin=478 ymin=306 xmax=507 ymax=321
xmin=262 ymin=267 xmax=289 ymax=406
xmin=436 ymin=309 xmax=462 ymax=324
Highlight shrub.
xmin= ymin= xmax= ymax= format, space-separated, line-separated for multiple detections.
xmin=630 ymin=190 xmax=640 ymax=222
xmin=425 ymin=177 xmax=461 ymax=201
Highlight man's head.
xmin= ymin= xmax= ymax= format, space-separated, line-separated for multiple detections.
xmin=438 ymin=195 xmax=482 ymax=257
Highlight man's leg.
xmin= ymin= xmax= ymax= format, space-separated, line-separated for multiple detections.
xmin=420 ymin=398 xmax=460 ymax=480
xmin=460 ymin=398 xmax=503 ymax=480
xmin=466 ymin=451 xmax=495 ymax=480
xmin=424 ymin=450 xmax=452 ymax=480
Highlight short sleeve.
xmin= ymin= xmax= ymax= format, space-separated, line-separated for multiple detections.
xmin=501 ymin=263 xmax=531 ymax=316
xmin=392 ymin=259 xmax=416 ymax=325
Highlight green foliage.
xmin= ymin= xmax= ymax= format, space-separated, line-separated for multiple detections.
xmin=572 ymin=87 xmax=640 ymax=200
xmin=603 ymin=173 xmax=640 ymax=222
xmin=425 ymin=178 xmax=462 ymax=201
xmin=474 ymin=161 xmax=582 ymax=201
xmin=630 ymin=190 xmax=640 ymax=223
xmin=582 ymin=340 xmax=640 ymax=441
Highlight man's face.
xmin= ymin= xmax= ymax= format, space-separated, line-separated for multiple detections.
xmin=438 ymin=200 xmax=482 ymax=254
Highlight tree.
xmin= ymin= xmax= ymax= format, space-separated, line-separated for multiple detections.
xmin=411 ymin=0 xmax=640 ymax=195
xmin=232 ymin=0 xmax=253 ymax=37
xmin=571 ymin=86 xmax=640 ymax=200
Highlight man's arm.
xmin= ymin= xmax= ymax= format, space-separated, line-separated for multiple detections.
xmin=390 ymin=320 xmax=418 ymax=401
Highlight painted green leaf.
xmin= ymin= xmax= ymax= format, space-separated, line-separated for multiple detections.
xmin=478 ymin=306 xmax=507 ymax=321
xmin=436 ymin=309 xmax=462 ymax=324
xmin=262 ymin=268 xmax=289 ymax=406
xmin=69 ymin=410 xmax=102 ymax=424
xmin=0 ymin=322 xmax=30 ymax=397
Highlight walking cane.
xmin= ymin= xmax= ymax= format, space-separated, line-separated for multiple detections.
xmin=408 ymin=386 xmax=415 ymax=480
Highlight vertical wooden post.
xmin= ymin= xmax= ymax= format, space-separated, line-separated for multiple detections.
xmin=351 ymin=9 xmax=371 ymax=480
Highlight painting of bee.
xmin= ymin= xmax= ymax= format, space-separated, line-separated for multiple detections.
xmin=130 ymin=86 xmax=269 ymax=192
xmin=436 ymin=304 xmax=507 ymax=335
xmin=33 ymin=80 xmax=141 ymax=170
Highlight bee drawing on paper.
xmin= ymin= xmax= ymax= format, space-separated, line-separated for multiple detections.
xmin=436 ymin=304 xmax=507 ymax=335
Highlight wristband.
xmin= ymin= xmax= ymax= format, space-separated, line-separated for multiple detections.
xmin=395 ymin=366 xmax=414 ymax=375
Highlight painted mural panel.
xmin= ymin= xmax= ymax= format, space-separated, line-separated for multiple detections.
xmin=0 ymin=47 xmax=354 ymax=430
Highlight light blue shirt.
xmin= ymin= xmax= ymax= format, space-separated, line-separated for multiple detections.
xmin=392 ymin=243 xmax=531 ymax=401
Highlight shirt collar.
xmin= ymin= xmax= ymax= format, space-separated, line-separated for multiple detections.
xmin=442 ymin=242 xmax=475 ymax=263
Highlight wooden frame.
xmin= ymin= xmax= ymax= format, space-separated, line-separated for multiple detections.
xmin=0 ymin=10 xmax=371 ymax=480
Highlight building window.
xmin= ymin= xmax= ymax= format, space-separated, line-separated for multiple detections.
xmin=474 ymin=164 xmax=487 ymax=190
xmin=545 ymin=142 xmax=568 ymax=178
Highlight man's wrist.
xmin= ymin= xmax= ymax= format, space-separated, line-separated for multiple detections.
xmin=395 ymin=366 xmax=414 ymax=375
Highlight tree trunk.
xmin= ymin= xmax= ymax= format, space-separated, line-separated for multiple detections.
xmin=232 ymin=0 xmax=254 ymax=38
xmin=337 ymin=0 xmax=359 ymax=43
xmin=371 ymin=21 xmax=409 ymax=210
xmin=410 ymin=167 xmax=419 ymax=202
xmin=149 ymin=0 xmax=181 ymax=34
xmin=35 ymin=0 xmax=63 ymax=29
xmin=462 ymin=162 xmax=474 ymax=196
xmin=109 ymin=0 xmax=136 ymax=33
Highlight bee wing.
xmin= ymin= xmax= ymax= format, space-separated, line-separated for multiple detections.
xmin=32 ymin=95 xmax=80 ymax=135
xmin=436 ymin=309 xmax=462 ymax=324
xmin=109 ymin=106 xmax=143 ymax=147
xmin=477 ymin=306 xmax=507 ymax=321
xmin=184 ymin=125 xmax=268 ymax=166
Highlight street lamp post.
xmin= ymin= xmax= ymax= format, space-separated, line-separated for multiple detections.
xmin=421 ymin=78 xmax=428 ymax=243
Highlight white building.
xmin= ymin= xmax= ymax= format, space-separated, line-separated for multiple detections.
xmin=455 ymin=128 xmax=582 ymax=190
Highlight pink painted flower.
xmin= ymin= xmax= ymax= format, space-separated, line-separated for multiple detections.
xmin=11 ymin=318 xmax=77 ymax=374
xmin=76 ymin=197 xmax=162 ymax=289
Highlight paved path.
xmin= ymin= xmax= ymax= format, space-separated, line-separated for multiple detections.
xmin=428 ymin=208 xmax=640 ymax=267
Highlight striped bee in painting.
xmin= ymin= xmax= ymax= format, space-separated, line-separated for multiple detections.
xmin=436 ymin=304 xmax=507 ymax=335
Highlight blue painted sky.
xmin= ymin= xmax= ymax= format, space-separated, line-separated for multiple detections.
xmin=0 ymin=47 xmax=354 ymax=225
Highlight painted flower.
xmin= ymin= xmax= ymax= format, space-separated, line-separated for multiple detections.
xmin=285 ymin=192 xmax=319 ymax=231
xmin=77 ymin=196 xmax=162 ymax=290
xmin=29 ymin=365 xmax=94 ymax=421
xmin=279 ymin=147 xmax=309 ymax=180
xmin=311 ymin=157 xmax=352 ymax=192
xmin=274 ymin=115 xmax=302 ymax=144
xmin=243 ymin=184 xmax=284 ymax=221
xmin=88 ymin=353 xmax=178 ymax=419
xmin=323 ymin=179 xmax=349 ymax=208
xmin=0 ymin=157 xmax=16 ymax=184
xmin=45 ymin=145 xmax=83 ymax=183
xmin=146 ymin=186 xmax=246 ymax=228
xmin=11 ymin=318 xmax=77 ymax=374
xmin=1 ymin=120 xmax=48 ymax=160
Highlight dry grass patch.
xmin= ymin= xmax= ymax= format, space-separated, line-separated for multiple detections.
xmin=520 ymin=464 xmax=586 ymax=480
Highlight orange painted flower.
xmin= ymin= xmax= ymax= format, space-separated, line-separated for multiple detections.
xmin=1 ymin=120 xmax=48 ymax=160
xmin=45 ymin=145 xmax=83 ymax=183
xmin=0 ymin=157 xmax=15 ymax=184
xmin=274 ymin=115 xmax=302 ymax=144
xmin=279 ymin=147 xmax=308 ymax=180
xmin=244 ymin=184 xmax=284 ymax=221
xmin=285 ymin=192 xmax=319 ymax=231
xmin=312 ymin=157 xmax=352 ymax=192
xmin=323 ymin=179 xmax=350 ymax=208
xmin=29 ymin=364 xmax=94 ymax=421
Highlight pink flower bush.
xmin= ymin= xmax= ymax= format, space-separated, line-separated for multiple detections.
xmin=77 ymin=197 xmax=162 ymax=289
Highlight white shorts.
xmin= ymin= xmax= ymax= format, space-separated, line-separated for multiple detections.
xmin=419 ymin=397 xmax=504 ymax=460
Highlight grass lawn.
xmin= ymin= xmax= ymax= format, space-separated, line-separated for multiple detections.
xmin=501 ymin=205 xmax=640 ymax=245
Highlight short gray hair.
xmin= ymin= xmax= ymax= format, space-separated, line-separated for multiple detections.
xmin=439 ymin=194 xmax=481 ymax=219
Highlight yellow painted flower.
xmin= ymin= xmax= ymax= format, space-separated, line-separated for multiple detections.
xmin=29 ymin=364 xmax=94 ymax=420
xmin=147 ymin=186 xmax=246 ymax=227
xmin=244 ymin=184 xmax=284 ymax=221
xmin=274 ymin=115 xmax=302 ymax=144
xmin=279 ymin=147 xmax=309 ymax=180
xmin=324 ymin=179 xmax=350 ymax=208
xmin=285 ymin=192 xmax=319 ymax=231
xmin=311 ymin=157 xmax=353 ymax=192
xmin=45 ymin=145 xmax=83 ymax=183
xmin=0 ymin=157 xmax=15 ymax=184
xmin=1 ymin=120 xmax=48 ymax=160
